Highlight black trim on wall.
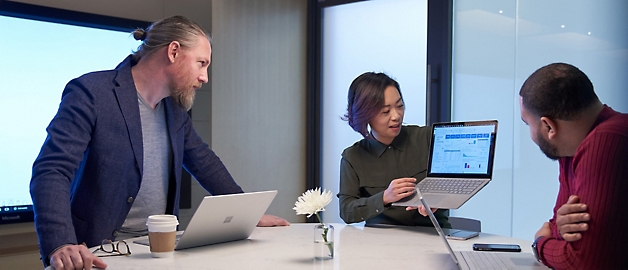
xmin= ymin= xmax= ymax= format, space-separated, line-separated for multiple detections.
xmin=305 ymin=0 xmax=322 ymax=223
xmin=317 ymin=0 xmax=368 ymax=8
xmin=426 ymin=0 xmax=453 ymax=125
xmin=0 ymin=0 xmax=150 ymax=32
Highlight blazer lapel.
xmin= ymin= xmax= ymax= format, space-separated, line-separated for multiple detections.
xmin=112 ymin=56 xmax=144 ymax=175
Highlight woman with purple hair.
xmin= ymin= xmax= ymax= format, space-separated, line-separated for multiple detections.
xmin=337 ymin=72 xmax=450 ymax=228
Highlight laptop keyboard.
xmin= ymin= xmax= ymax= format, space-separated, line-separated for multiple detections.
xmin=460 ymin=251 xmax=509 ymax=269
xmin=418 ymin=179 xmax=484 ymax=194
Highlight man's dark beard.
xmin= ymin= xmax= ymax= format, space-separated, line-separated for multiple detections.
xmin=536 ymin=130 xmax=560 ymax=160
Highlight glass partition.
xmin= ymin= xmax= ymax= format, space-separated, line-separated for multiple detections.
xmin=320 ymin=0 xmax=428 ymax=223
xmin=451 ymin=0 xmax=628 ymax=239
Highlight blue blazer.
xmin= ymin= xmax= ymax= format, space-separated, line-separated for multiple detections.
xmin=30 ymin=56 xmax=243 ymax=263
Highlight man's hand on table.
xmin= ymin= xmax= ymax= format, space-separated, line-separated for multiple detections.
xmin=49 ymin=244 xmax=107 ymax=270
xmin=257 ymin=214 xmax=290 ymax=227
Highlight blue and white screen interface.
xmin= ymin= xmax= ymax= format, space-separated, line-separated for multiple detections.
xmin=430 ymin=124 xmax=495 ymax=174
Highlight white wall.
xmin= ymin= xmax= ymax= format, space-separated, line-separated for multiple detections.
xmin=209 ymin=0 xmax=308 ymax=223
xmin=451 ymin=0 xmax=628 ymax=240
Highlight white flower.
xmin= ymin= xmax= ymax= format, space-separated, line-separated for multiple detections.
xmin=293 ymin=188 xmax=333 ymax=218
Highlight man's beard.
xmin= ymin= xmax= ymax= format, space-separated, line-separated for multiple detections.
xmin=170 ymin=86 xmax=196 ymax=111
xmin=536 ymin=130 xmax=560 ymax=160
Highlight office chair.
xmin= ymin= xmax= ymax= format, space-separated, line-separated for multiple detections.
xmin=448 ymin=216 xmax=481 ymax=232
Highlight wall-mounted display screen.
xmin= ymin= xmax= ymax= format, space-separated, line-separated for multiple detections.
xmin=0 ymin=13 xmax=140 ymax=224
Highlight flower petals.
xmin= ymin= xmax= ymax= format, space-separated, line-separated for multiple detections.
xmin=293 ymin=188 xmax=333 ymax=217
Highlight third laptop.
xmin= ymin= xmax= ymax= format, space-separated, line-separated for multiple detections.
xmin=417 ymin=188 xmax=547 ymax=270
xmin=393 ymin=120 xmax=498 ymax=209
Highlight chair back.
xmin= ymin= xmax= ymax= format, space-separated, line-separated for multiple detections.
xmin=448 ymin=216 xmax=481 ymax=232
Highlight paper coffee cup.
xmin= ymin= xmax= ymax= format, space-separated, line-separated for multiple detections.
xmin=146 ymin=215 xmax=179 ymax=258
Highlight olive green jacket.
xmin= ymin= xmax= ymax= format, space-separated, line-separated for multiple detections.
xmin=338 ymin=125 xmax=450 ymax=228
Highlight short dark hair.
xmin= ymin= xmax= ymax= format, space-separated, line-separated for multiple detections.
xmin=342 ymin=72 xmax=402 ymax=137
xmin=519 ymin=63 xmax=598 ymax=120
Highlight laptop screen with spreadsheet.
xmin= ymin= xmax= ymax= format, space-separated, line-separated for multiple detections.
xmin=427 ymin=121 xmax=497 ymax=178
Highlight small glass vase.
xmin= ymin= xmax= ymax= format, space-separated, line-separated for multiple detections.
xmin=313 ymin=223 xmax=334 ymax=260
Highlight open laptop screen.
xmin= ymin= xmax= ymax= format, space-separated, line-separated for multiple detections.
xmin=427 ymin=121 xmax=498 ymax=178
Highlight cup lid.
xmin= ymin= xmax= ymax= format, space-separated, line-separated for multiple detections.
xmin=146 ymin=214 xmax=179 ymax=225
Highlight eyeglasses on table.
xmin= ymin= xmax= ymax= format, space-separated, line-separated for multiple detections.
xmin=91 ymin=239 xmax=132 ymax=257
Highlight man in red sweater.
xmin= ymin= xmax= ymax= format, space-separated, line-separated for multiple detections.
xmin=519 ymin=63 xmax=628 ymax=269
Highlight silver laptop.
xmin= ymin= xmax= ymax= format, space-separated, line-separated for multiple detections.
xmin=134 ymin=190 xmax=277 ymax=250
xmin=393 ymin=120 xmax=498 ymax=209
xmin=417 ymin=189 xmax=547 ymax=270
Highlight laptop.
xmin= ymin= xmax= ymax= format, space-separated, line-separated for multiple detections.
xmin=393 ymin=120 xmax=498 ymax=209
xmin=134 ymin=190 xmax=277 ymax=250
xmin=418 ymin=189 xmax=547 ymax=270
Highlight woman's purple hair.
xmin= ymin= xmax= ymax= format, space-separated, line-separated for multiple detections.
xmin=342 ymin=72 xmax=402 ymax=138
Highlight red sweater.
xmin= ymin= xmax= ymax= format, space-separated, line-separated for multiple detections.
xmin=536 ymin=105 xmax=628 ymax=269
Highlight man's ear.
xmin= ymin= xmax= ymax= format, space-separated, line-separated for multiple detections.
xmin=540 ymin=116 xmax=558 ymax=140
xmin=167 ymin=41 xmax=181 ymax=63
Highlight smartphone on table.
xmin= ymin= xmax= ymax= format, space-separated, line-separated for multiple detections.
xmin=472 ymin=243 xmax=521 ymax=252
xmin=445 ymin=229 xmax=479 ymax=240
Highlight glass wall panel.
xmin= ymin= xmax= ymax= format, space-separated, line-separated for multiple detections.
xmin=450 ymin=0 xmax=518 ymax=237
xmin=512 ymin=0 xmax=628 ymax=240
xmin=452 ymin=0 xmax=628 ymax=239
xmin=321 ymin=0 xmax=428 ymax=223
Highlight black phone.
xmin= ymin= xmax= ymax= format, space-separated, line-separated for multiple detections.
xmin=472 ymin=243 xmax=521 ymax=252
xmin=445 ymin=229 xmax=479 ymax=240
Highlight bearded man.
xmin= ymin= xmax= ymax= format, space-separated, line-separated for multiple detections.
xmin=520 ymin=63 xmax=628 ymax=269
xmin=30 ymin=15 xmax=288 ymax=270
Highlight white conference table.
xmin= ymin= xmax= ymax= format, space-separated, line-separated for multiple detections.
xmin=101 ymin=223 xmax=534 ymax=269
